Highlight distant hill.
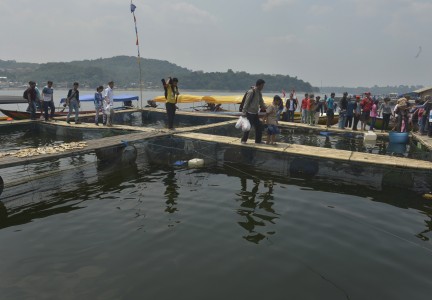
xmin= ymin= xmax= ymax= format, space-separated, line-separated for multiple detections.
xmin=0 ymin=56 xmax=318 ymax=92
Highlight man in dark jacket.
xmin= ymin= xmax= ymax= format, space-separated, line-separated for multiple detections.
xmin=25 ymin=81 xmax=38 ymax=120
xmin=241 ymin=79 xmax=266 ymax=144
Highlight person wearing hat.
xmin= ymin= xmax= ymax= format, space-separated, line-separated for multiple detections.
xmin=263 ymin=95 xmax=281 ymax=145
xmin=241 ymin=79 xmax=266 ymax=144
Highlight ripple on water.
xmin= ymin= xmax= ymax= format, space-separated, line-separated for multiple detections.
xmin=1 ymin=164 xmax=432 ymax=300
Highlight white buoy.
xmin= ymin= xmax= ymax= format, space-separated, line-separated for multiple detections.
xmin=188 ymin=158 xmax=204 ymax=168
xmin=364 ymin=131 xmax=377 ymax=141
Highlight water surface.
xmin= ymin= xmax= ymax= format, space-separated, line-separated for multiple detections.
xmin=1 ymin=155 xmax=431 ymax=300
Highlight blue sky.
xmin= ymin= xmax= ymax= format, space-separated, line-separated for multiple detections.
xmin=1 ymin=0 xmax=431 ymax=87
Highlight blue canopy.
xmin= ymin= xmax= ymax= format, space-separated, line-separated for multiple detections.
xmin=60 ymin=94 xmax=139 ymax=104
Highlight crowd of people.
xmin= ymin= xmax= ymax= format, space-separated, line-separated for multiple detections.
xmin=281 ymin=91 xmax=432 ymax=136
xmin=23 ymin=77 xmax=432 ymax=143
xmin=238 ymin=79 xmax=432 ymax=145
xmin=24 ymin=80 xmax=116 ymax=126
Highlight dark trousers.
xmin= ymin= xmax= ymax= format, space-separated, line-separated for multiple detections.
xmin=287 ymin=110 xmax=295 ymax=122
xmin=382 ymin=113 xmax=391 ymax=131
xmin=241 ymin=113 xmax=262 ymax=143
xmin=43 ymin=101 xmax=55 ymax=120
xmin=166 ymin=102 xmax=176 ymax=129
xmin=345 ymin=115 xmax=353 ymax=128
xmin=27 ymin=101 xmax=37 ymax=120
xmin=353 ymin=114 xmax=360 ymax=130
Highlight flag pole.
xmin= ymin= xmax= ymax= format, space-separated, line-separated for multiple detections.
xmin=130 ymin=1 xmax=143 ymax=109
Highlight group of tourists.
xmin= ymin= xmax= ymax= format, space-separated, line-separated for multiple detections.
xmin=283 ymin=91 xmax=432 ymax=136
xmin=236 ymin=79 xmax=432 ymax=145
xmin=24 ymin=80 xmax=116 ymax=126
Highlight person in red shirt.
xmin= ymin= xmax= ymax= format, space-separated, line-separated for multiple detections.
xmin=360 ymin=92 xmax=373 ymax=131
xmin=307 ymin=94 xmax=315 ymax=125
xmin=300 ymin=93 xmax=309 ymax=123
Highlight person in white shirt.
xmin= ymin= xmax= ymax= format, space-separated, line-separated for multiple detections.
xmin=41 ymin=81 xmax=55 ymax=121
xmin=103 ymin=81 xmax=114 ymax=126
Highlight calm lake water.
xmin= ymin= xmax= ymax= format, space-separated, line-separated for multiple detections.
xmin=1 ymin=151 xmax=432 ymax=300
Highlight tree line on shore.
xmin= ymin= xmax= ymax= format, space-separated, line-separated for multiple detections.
xmin=0 ymin=56 xmax=422 ymax=95
xmin=0 ymin=56 xmax=316 ymax=92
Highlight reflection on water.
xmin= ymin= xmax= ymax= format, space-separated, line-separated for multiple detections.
xmin=237 ymin=178 xmax=278 ymax=244
xmin=163 ymin=170 xmax=179 ymax=214
xmin=1 ymin=156 xmax=432 ymax=300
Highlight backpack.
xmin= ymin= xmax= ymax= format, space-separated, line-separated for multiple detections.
xmin=23 ymin=88 xmax=29 ymax=100
xmin=161 ymin=78 xmax=168 ymax=99
xmin=238 ymin=88 xmax=255 ymax=112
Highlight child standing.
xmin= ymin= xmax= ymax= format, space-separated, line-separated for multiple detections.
xmin=264 ymin=95 xmax=281 ymax=145
xmin=369 ymin=100 xmax=379 ymax=131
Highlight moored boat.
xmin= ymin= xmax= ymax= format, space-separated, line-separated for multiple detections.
xmin=0 ymin=108 xmax=96 ymax=120
xmin=0 ymin=94 xmax=139 ymax=120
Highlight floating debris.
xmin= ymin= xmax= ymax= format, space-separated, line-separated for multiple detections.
xmin=0 ymin=142 xmax=88 ymax=158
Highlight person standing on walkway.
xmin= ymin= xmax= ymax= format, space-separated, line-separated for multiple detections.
xmin=66 ymin=82 xmax=80 ymax=124
xmin=94 ymin=85 xmax=104 ymax=126
xmin=419 ymin=96 xmax=431 ymax=135
xmin=263 ymin=95 xmax=281 ymax=145
xmin=352 ymin=96 xmax=362 ymax=130
xmin=369 ymin=99 xmax=379 ymax=131
xmin=300 ymin=93 xmax=308 ymax=123
xmin=360 ymin=92 xmax=373 ymax=131
xmin=163 ymin=77 xmax=179 ymax=130
xmin=326 ymin=92 xmax=335 ymax=128
xmin=41 ymin=81 xmax=55 ymax=121
xmin=314 ymin=96 xmax=323 ymax=125
xmin=345 ymin=95 xmax=355 ymax=129
xmin=104 ymin=81 xmax=115 ymax=127
xmin=241 ymin=79 xmax=266 ymax=144
xmin=379 ymin=97 xmax=392 ymax=132
xmin=285 ymin=93 xmax=297 ymax=122
xmin=307 ymin=94 xmax=315 ymax=125
xmin=25 ymin=81 xmax=38 ymax=120
xmin=338 ymin=92 xmax=348 ymax=129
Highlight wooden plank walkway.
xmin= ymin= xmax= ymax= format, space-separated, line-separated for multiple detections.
xmin=174 ymin=132 xmax=432 ymax=171
xmin=412 ymin=132 xmax=432 ymax=151
xmin=0 ymin=107 xmax=430 ymax=171
xmin=0 ymin=118 xmax=237 ymax=169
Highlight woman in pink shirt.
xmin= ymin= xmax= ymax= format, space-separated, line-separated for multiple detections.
xmin=369 ymin=100 xmax=379 ymax=131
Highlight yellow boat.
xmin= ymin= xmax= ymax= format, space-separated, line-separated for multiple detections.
xmin=151 ymin=94 xmax=338 ymax=125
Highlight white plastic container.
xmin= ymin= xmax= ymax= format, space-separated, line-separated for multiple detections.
xmin=364 ymin=131 xmax=377 ymax=142
xmin=188 ymin=158 xmax=204 ymax=168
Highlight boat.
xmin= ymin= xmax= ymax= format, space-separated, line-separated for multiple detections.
xmin=0 ymin=108 xmax=97 ymax=120
xmin=60 ymin=94 xmax=138 ymax=106
xmin=0 ymin=94 xmax=139 ymax=120
xmin=389 ymin=131 xmax=409 ymax=144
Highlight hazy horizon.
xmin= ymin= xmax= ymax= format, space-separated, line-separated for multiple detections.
xmin=1 ymin=0 xmax=431 ymax=88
